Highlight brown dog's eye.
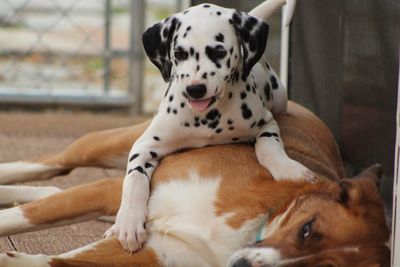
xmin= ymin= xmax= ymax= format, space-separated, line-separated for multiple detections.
xmin=302 ymin=222 xmax=312 ymax=238
xmin=298 ymin=219 xmax=314 ymax=243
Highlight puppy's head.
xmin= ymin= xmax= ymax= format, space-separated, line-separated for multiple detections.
xmin=228 ymin=164 xmax=390 ymax=267
xmin=142 ymin=3 xmax=269 ymax=113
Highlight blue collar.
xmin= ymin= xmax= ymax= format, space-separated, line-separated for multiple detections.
xmin=255 ymin=218 xmax=267 ymax=243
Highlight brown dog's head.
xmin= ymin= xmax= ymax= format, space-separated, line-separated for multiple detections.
xmin=228 ymin=164 xmax=390 ymax=267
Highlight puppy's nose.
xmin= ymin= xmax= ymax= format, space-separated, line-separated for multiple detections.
xmin=231 ymin=258 xmax=252 ymax=267
xmin=186 ymin=84 xmax=206 ymax=99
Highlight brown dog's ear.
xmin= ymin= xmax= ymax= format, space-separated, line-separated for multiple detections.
xmin=353 ymin=163 xmax=382 ymax=187
xmin=338 ymin=180 xmax=361 ymax=206
xmin=339 ymin=164 xmax=383 ymax=206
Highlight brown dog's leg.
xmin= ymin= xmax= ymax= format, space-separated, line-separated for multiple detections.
xmin=0 ymin=238 xmax=162 ymax=267
xmin=0 ymin=178 xmax=122 ymax=237
xmin=0 ymin=121 xmax=150 ymax=184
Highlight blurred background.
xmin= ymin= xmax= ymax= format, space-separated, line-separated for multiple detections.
xmin=0 ymin=0 xmax=283 ymax=113
xmin=0 ymin=0 xmax=399 ymax=258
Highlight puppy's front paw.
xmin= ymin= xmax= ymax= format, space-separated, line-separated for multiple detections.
xmin=269 ymin=158 xmax=316 ymax=182
xmin=103 ymin=208 xmax=147 ymax=253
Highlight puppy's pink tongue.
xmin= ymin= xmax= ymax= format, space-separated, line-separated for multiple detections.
xmin=190 ymin=98 xmax=211 ymax=112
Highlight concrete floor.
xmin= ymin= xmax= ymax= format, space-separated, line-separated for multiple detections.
xmin=0 ymin=110 xmax=146 ymax=254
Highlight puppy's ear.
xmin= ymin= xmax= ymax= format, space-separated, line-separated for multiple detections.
xmin=142 ymin=16 xmax=178 ymax=81
xmin=230 ymin=11 xmax=269 ymax=80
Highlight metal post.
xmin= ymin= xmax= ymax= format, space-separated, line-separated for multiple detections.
xmin=128 ymin=0 xmax=145 ymax=114
xmin=103 ymin=0 xmax=112 ymax=93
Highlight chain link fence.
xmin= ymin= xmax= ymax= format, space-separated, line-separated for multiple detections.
xmin=0 ymin=0 xmax=177 ymax=112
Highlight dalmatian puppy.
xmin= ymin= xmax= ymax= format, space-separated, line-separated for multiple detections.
xmin=104 ymin=3 xmax=315 ymax=252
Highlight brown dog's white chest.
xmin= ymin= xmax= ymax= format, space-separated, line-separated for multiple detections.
xmin=145 ymin=173 xmax=268 ymax=267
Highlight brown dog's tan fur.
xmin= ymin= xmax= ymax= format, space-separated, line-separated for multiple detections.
xmin=0 ymin=102 xmax=389 ymax=267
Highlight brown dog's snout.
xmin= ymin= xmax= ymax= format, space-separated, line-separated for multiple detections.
xmin=186 ymin=84 xmax=206 ymax=99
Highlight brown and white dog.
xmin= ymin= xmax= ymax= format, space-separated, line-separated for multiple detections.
xmin=0 ymin=102 xmax=390 ymax=267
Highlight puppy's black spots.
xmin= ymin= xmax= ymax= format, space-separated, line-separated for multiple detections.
xmin=203 ymin=4 xmax=210 ymax=8
xmin=244 ymin=16 xmax=258 ymax=31
xmin=260 ymin=132 xmax=279 ymax=138
xmin=241 ymin=103 xmax=253 ymax=119
xmin=215 ymin=33 xmax=225 ymax=43
xmin=195 ymin=52 xmax=200 ymax=61
xmin=232 ymin=137 xmax=239 ymax=141
xmin=210 ymin=71 xmax=215 ymax=76
xmin=129 ymin=153 xmax=139 ymax=162
xmin=216 ymin=11 xmax=221 ymax=16
xmin=183 ymin=32 xmax=188 ymax=38
xmin=226 ymin=58 xmax=230 ymax=68
xmin=270 ymin=76 xmax=279 ymax=89
xmin=264 ymin=83 xmax=271 ymax=101
xmin=232 ymin=12 xmax=242 ymax=25
xmin=250 ymin=121 xmax=256 ymax=128
xmin=224 ymin=75 xmax=229 ymax=81
xmin=185 ymin=74 xmax=189 ymax=78
xmin=183 ymin=10 xmax=189 ymax=14
xmin=216 ymin=128 xmax=223 ymax=133
xmin=189 ymin=47 xmax=194 ymax=56
xmin=275 ymin=138 xmax=280 ymax=142
xmin=180 ymin=102 xmax=185 ymax=108
xmin=246 ymin=84 xmax=251 ymax=92
xmin=196 ymin=65 xmax=200 ymax=71
xmin=208 ymin=120 xmax=219 ymax=129
xmin=229 ymin=47 xmax=233 ymax=54
xmin=153 ymin=136 xmax=160 ymax=141
xmin=257 ymin=119 xmax=267 ymax=128
xmin=184 ymin=122 xmax=190 ymax=127
xmin=180 ymin=74 xmax=185 ymax=79
xmin=162 ymin=27 xmax=168 ymax=38
xmin=228 ymin=92 xmax=233 ymax=99
xmin=145 ymin=162 xmax=154 ymax=168
xmin=150 ymin=151 xmax=158 ymax=158
xmin=195 ymin=116 xmax=200 ymax=121
xmin=167 ymin=107 xmax=171 ymax=113
xmin=201 ymin=119 xmax=207 ymax=125
xmin=240 ymin=91 xmax=247 ymax=99
xmin=169 ymin=95 xmax=174 ymax=102
xmin=237 ymin=26 xmax=250 ymax=43
xmin=206 ymin=109 xmax=221 ymax=121
xmin=194 ymin=122 xmax=201 ymax=127
xmin=227 ymin=119 xmax=233 ymax=125
xmin=229 ymin=126 xmax=235 ymax=130
xmin=186 ymin=26 xmax=192 ymax=32
xmin=172 ymin=109 xmax=177 ymax=114
xmin=128 ymin=166 xmax=145 ymax=175
xmin=202 ymin=72 xmax=208 ymax=79
xmin=216 ymin=63 xmax=221 ymax=68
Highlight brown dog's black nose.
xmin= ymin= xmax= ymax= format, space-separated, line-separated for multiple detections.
xmin=231 ymin=258 xmax=252 ymax=267
xmin=186 ymin=84 xmax=206 ymax=99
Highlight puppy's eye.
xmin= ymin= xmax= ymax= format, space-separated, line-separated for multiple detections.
xmin=212 ymin=48 xmax=227 ymax=59
xmin=206 ymin=46 xmax=227 ymax=62
xmin=174 ymin=49 xmax=188 ymax=61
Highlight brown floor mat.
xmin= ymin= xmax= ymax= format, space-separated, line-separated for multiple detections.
xmin=0 ymin=110 xmax=147 ymax=254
